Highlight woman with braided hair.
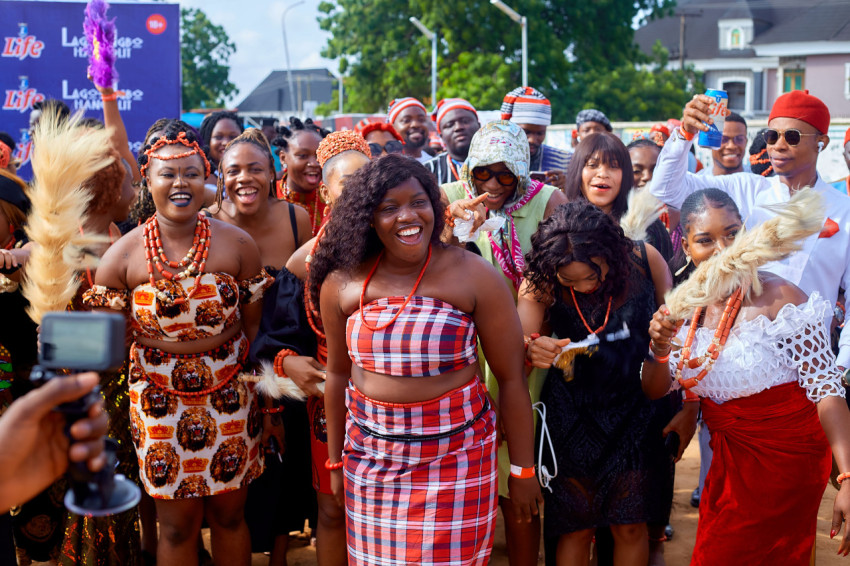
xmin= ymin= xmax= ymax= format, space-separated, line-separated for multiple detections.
xmin=248 ymin=130 xmax=372 ymax=566
xmin=199 ymin=111 xmax=243 ymax=189
xmin=272 ymin=116 xmax=330 ymax=235
xmin=84 ymin=124 xmax=273 ymax=565
xmin=643 ymin=189 xmax=850 ymax=563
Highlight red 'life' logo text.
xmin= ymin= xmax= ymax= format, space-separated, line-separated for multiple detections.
xmin=1 ymin=35 xmax=44 ymax=60
xmin=3 ymin=89 xmax=45 ymax=112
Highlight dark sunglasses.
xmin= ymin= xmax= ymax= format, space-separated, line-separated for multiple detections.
xmin=720 ymin=134 xmax=747 ymax=146
xmin=368 ymin=141 xmax=404 ymax=156
xmin=472 ymin=166 xmax=517 ymax=187
xmin=763 ymin=128 xmax=818 ymax=146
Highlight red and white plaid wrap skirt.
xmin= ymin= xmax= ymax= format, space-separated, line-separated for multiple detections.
xmin=344 ymin=377 xmax=497 ymax=566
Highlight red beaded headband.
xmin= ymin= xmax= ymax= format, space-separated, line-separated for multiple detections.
xmin=141 ymin=131 xmax=211 ymax=179
xmin=0 ymin=141 xmax=10 ymax=170
xmin=749 ymin=148 xmax=773 ymax=177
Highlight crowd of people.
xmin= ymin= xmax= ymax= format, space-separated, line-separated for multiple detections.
xmin=1 ymin=76 xmax=850 ymax=566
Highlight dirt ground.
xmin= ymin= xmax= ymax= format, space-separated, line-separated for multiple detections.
xmin=249 ymin=439 xmax=848 ymax=565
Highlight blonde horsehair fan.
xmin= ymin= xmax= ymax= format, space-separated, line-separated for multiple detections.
xmin=664 ymin=189 xmax=824 ymax=321
xmin=22 ymin=109 xmax=115 ymax=323
xmin=620 ymin=187 xmax=664 ymax=242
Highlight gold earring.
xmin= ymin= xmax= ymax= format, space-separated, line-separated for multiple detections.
xmin=319 ymin=183 xmax=330 ymax=204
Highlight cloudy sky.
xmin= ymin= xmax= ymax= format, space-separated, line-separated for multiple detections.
xmin=176 ymin=0 xmax=332 ymax=105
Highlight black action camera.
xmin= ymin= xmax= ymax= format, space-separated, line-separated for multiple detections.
xmin=30 ymin=311 xmax=140 ymax=517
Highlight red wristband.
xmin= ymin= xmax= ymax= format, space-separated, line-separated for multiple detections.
xmin=261 ymin=406 xmax=284 ymax=414
xmin=679 ymin=127 xmax=695 ymax=141
xmin=100 ymin=90 xmax=124 ymax=102
xmin=509 ymin=464 xmax=535 ymax=479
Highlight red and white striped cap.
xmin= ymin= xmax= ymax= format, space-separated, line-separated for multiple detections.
xmin=500 ymin=86 xmax=551 ymax=126
xmin=386 ymin=97 xmax=427 ymax=125
xmin=431 ymin=98 xmax=478 ymax=133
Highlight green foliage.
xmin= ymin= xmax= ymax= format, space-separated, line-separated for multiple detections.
xmin=180 ymin=8 xmax=238 ymax=110
xmin=317 ymin=0 xmax=681 ymax=121
xmin=577 ymin=41 xmax=704 ymax=122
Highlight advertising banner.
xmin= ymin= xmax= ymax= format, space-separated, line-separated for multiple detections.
xmin=1 ymin=0 xmax=180 ymax=179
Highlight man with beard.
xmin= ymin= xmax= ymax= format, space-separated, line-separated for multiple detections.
xmin=698 ymin=112 xmax=750 ymax=177
xmin=425 ymin=98 xmax=480 ymax=183
xmin=387 ymin=97 xmax=432 ymax=163
xmin=501 ymin=87 xmax=570 ymax=190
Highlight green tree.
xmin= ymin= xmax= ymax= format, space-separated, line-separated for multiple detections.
xmin=317 ymin=0 xmax=679 ymax=121
xmin=180 ymin=8 xmax=238 ymax=110
xmin=578 ymin=41 xmax=704 ymax=122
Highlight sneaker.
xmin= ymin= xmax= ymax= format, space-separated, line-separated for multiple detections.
xmin=690 ymin=488 xmax=700 ymax=508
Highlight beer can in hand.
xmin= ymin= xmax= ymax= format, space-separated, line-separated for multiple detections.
xmin=697 ymin=89 xmax=728 ymax=149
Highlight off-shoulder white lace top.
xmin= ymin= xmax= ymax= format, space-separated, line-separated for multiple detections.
xmin=669 ymin=293 xmax=845 ymax=404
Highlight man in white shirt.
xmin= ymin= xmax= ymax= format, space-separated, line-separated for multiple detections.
xmin=650 ymin=90 xmax=850 ymax=370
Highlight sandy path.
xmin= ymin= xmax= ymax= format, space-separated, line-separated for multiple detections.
xmin=253 ymin=438 xmax=848 ymax=565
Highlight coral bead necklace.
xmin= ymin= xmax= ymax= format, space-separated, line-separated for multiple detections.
xmin=675 ymin=287 xmax=744 ymax=392
xmin=143 ymin=212 xmax=211 ymax=305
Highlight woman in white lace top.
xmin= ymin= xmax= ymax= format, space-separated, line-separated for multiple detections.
xmin=642 ymin=188 xmax=850 ymax=564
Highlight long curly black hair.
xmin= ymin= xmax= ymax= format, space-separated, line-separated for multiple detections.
xmin=271 ymin=116 xmax=330 ymax=153
xmin=564 ymin=132 xmax=634 ymax=220
xmin=524 ymin=200 xmax=633 ymax=302
xmin=307 ymin=153 xmax=444 ymax=309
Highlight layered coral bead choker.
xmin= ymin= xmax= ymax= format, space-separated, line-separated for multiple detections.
xmin=675 ymin=287 xmax=744 ymax=391
xmin=143 ymin=212 xmax=211 ymax=305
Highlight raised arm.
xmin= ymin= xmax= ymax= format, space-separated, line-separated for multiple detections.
xmin=95 ymin=85 xmax=141 ymax=185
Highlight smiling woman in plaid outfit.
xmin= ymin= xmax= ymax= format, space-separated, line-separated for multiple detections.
xmin=308 ymin=154 xmax=542 ymax=565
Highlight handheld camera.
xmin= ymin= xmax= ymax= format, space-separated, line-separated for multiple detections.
xmin=31 ymin=311 xmax=141 ymax=517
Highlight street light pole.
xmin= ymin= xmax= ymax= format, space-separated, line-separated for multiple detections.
xmin=281 ymin=1 xmax=305 ymax=114
xmin=490 ymin=0 xmax=528 ymax=86
xmin=409 ymin=17 xmax=437 ymax=105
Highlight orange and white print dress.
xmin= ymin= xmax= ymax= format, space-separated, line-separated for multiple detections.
xmin=84 ymin=270 xmax=272 ymax=499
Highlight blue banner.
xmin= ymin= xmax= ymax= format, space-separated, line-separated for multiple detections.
xmin=1 ymin=0 xmax=181 ymax=179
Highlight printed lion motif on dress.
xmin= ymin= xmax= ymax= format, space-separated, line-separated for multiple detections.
xmin=130 ymin=408 xmax=146 ymax=447
xmin=172 ymin=358 xmax=213 ymax=394
xmin=177 ymin=407 xmax=217 ymax=452
xmin=211 ymin=380 xmax=247 ymax=415
xmin=154 ymin=279 xmax=190 ymax=319
xmin=174 ymin=474 xmax=211 ymax=498
xmin=215 ymin=274 xmax=238 ymax=309
xmin=195 ymin=300 xmax=224 ymax=328
xmin=145 ymin=442 xmax=180 ymax=487
xmin=210 ymin=437 xmax=248 ymax=483
xmin=141 ymin=386 xmax=178 ymax=418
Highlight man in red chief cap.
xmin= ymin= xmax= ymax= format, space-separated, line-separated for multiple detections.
xmin=424 ymin=98 xmax=480 ymax=184
xmin=649 ymin=89 xmax=850 ymax=558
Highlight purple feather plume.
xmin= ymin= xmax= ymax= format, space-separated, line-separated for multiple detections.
xmin=83 ymin=0 xmax=118 ymax=88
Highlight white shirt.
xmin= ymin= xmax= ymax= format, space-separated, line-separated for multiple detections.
xmin=650 ymin=129 xmax=850 ymax=367
xmin=669 ymin=294 xmax=844 ymax=403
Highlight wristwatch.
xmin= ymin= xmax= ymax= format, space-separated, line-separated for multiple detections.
xmin=842 ymin=366 xmax=850 ymax=387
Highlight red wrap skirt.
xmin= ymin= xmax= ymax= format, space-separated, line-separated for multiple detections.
xmin=344 ymin=377 xmax=497 ymax=566
xmin=693 ymin=382 xmax=831 ymax=565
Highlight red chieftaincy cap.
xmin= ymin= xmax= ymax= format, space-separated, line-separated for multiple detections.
xmin=768 ymin=90 xmax=830 ymax=134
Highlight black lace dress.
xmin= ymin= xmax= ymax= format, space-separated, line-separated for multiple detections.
xmin=539 ymin=245 xmax=660 ymax=539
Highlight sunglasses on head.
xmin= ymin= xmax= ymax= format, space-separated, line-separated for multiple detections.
xmin=762 ymin=128 xmax=818 ymax=146
xmin=368 ymin=141 xmax=404 ymax=156
xmin=721 ymin=134 xmax=747 ymax=146
xmin=471 ymin=167 xmax=517 ymax=187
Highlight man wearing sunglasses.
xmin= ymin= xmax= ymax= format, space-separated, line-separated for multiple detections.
xmin=697 ymin=112 xmax=750 ymax=177
xmin=425 ymin=98 xmax=480 ymax=184
xmin=650 ymin=89 xmax=850 ymax=371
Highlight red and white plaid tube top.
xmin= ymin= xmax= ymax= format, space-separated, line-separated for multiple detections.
xmin=346 ymin=296 xmax=478 ymax=377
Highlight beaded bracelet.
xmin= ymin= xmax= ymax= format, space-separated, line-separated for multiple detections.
xmin=444 ymin=206 xmax=455 ymax=228
xmin=837 ymin=472 xmax=850 ymax=485
xmin=273 ymin=348 xmax=298 ymax=377
xmin=261 ymin=406 xmax=284 ymax=415
xmin=325 ymin=459 xmax=344 ymax=471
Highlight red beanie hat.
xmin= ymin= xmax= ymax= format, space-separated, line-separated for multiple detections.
xmin=769 ymin=90 xmax=830 ymax=134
